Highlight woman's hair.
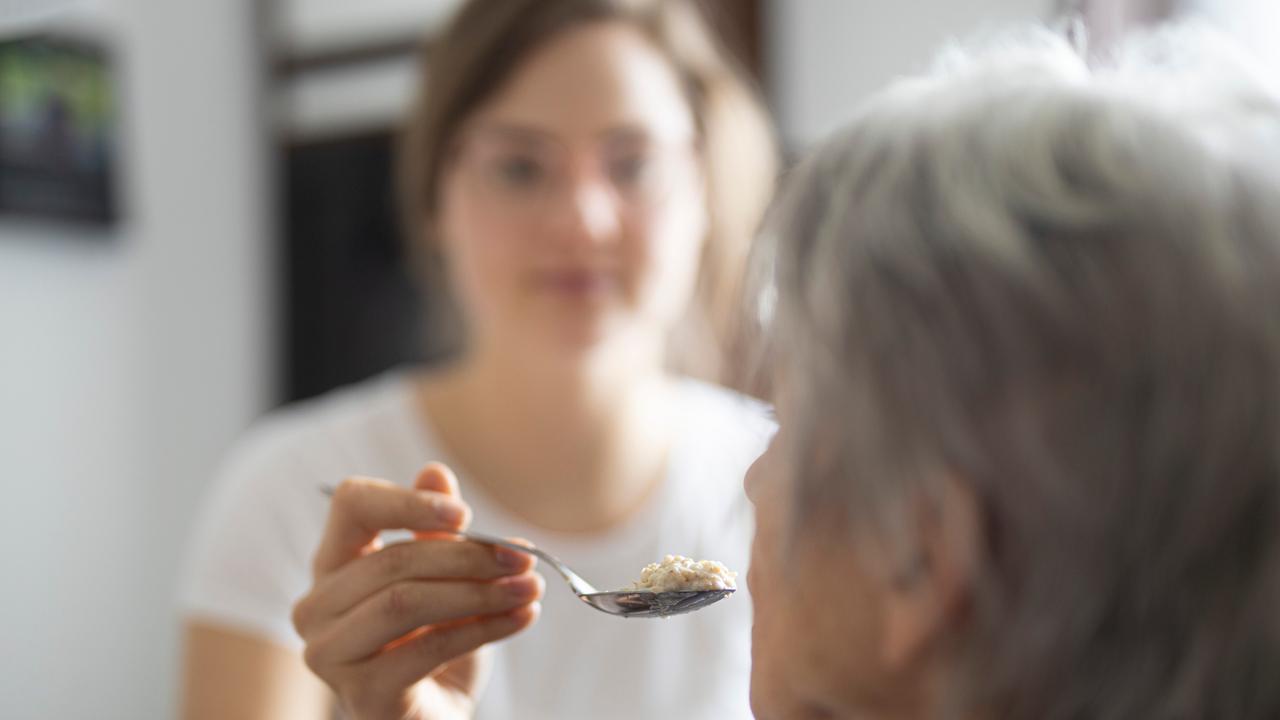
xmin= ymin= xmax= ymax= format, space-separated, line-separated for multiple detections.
xmin=754 ymin=24 xmax=1280 ymax=718
xmin=399 ymin=0 xmax=777 ymax=387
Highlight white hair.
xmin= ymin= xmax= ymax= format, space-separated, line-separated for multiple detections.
xmin=756 ymin=22 xmax=1280 ymax=719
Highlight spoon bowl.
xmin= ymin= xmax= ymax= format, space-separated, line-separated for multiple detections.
xmin=578 ymin=588 xmax=736 ymax=618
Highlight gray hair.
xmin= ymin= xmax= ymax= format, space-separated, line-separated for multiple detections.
xmin=756 ymin=23 xmax=1280 ymax=719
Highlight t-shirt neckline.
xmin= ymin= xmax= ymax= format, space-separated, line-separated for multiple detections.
xmin=382 ymin=367 xmax=689 ymax=564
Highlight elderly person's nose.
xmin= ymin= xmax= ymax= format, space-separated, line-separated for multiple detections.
xmin=744 ymin=455 xmax=763 ymax=505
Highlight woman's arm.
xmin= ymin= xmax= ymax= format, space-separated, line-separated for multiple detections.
xmin=181 ymin=619 xmax=332 ymax=720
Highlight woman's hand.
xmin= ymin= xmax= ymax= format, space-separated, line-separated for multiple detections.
xmin=293 ymin=463 xmax=543 ymax=720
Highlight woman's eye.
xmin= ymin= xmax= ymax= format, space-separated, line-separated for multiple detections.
xmin=496 ymin=157 xmax=543 ymax=186
xmin=609 ymin=155 xmax=650 ymax=186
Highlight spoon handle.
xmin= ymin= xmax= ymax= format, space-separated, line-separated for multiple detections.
xmin=460 ymin=531 xmax=598 ymax=596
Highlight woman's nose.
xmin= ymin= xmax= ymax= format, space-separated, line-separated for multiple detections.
xmin=553 ymin=171 xmax=621 ymax=247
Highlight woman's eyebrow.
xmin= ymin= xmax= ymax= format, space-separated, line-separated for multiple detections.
xmin=601 ymin=125 xmax=698 ymax=150
xmin=468 ymin=123 xmax=686 ymax=153
xmin=605 ymin=124 xmax=686 ymax=147
xmin=600 ymin=125 xmax=648 ymax=141
xmin=469 ymin=122 xmax=559 ymax=145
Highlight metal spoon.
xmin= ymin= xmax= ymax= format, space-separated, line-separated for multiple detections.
xmin=319 ymin=486 xmax=734 ymax=618
xmin=461 ymin=530 xmax=735 ymax=618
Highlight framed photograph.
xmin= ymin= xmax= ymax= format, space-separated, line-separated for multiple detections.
xmin=0 ymin=34 xmax=117 ymax=227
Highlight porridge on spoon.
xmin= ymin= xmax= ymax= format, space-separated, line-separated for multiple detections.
xmin=625 ymin=554 xmax=737 ymax=592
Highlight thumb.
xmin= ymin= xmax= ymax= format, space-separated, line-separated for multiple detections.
xmin=415 ymin=461 xmax=461 ymax=497
xmin=412 ymin=462 xmax=469 ymax=539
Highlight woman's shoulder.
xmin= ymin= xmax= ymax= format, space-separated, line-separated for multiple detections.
xmin=220 ymin=369 xmax=422 ymax=486
xmin=669 ymin=377 xmax=776 ymax=479
xmin=658 ymin=378 xmax=770 ymax=543
xmin=672 ymin=377 xmax=775 ymax=445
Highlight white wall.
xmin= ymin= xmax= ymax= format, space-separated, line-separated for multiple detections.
xmin=0 ymin=0 xmax=272 ymax=717
xmin=766 ymin=0 xmax=1280 ymax=152
xmin=1188 ymin=0 xmax=1280 ymax=72
xmin=767 ymin=0 xmax=1052 ymax=150
xmin=0 ymin=228 xmax=152 ymax=717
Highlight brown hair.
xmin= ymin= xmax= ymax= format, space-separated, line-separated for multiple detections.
xmin=398 ymin=0 xmax=777 ymax=389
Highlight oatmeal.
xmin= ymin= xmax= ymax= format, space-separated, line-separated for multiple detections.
xmin=625 ymin=554 xmax=737 ymax=592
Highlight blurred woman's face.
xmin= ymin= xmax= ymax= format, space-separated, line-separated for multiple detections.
xmin=437 ymin=21 xmax=706 ymax=361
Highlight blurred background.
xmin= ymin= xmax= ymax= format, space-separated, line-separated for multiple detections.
xmin=0 ymin=0 xmax=1273 ymax=717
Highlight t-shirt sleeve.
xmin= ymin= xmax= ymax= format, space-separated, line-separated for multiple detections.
xmin=177 ymin=419 xmax=326 ymax=651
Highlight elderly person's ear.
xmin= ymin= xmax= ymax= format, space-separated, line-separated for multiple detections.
xmin=880 ymin=474 xmax=981 ymax=672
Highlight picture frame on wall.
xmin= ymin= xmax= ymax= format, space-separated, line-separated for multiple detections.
xmin=0 ymin=34 xmax=117 ymax=228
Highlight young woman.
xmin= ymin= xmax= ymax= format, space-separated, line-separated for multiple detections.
xmin=179 ymin=1 xmax=776 ymax=718
xmin=743 ymin=26 xmax=1280 ymax=720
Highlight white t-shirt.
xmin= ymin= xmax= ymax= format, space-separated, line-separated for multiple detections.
xmin=179 ymin=369 xmax=774 ymax=720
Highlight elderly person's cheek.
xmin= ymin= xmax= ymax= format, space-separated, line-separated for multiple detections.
xmin=747 ymin=524 xmax=789 ymax=717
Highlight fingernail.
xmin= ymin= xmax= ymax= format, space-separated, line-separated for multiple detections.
xmin=506 ymin=601 xmax=541 ymax=625
xmin=502 ymin=574 xmax=542 ymax=601
xmin=495 ymin=546 xmax=530 ymax=570
xmin=435 ymin=501 xmax=466 ymax=526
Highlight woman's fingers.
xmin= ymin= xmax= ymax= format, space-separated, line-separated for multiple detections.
xmin=296 ymin=539 xmax=536 ymax=630
xmin=359 ymin=603 xmax=541 ymax=699
xmin=298 ymin=464 xmax=542 ymax=716
xmin=309 ymin=572 xmax=545 ymax=663
xmin=312 ymin=476 xmax=471 ymax=576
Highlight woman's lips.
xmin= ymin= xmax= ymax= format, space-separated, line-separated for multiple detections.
xmin=537 ymin=269 xmax=617 ymax=297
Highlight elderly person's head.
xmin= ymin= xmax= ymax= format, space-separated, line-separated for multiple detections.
xmin=746 ymin=27 xmax=1280 ymax=720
